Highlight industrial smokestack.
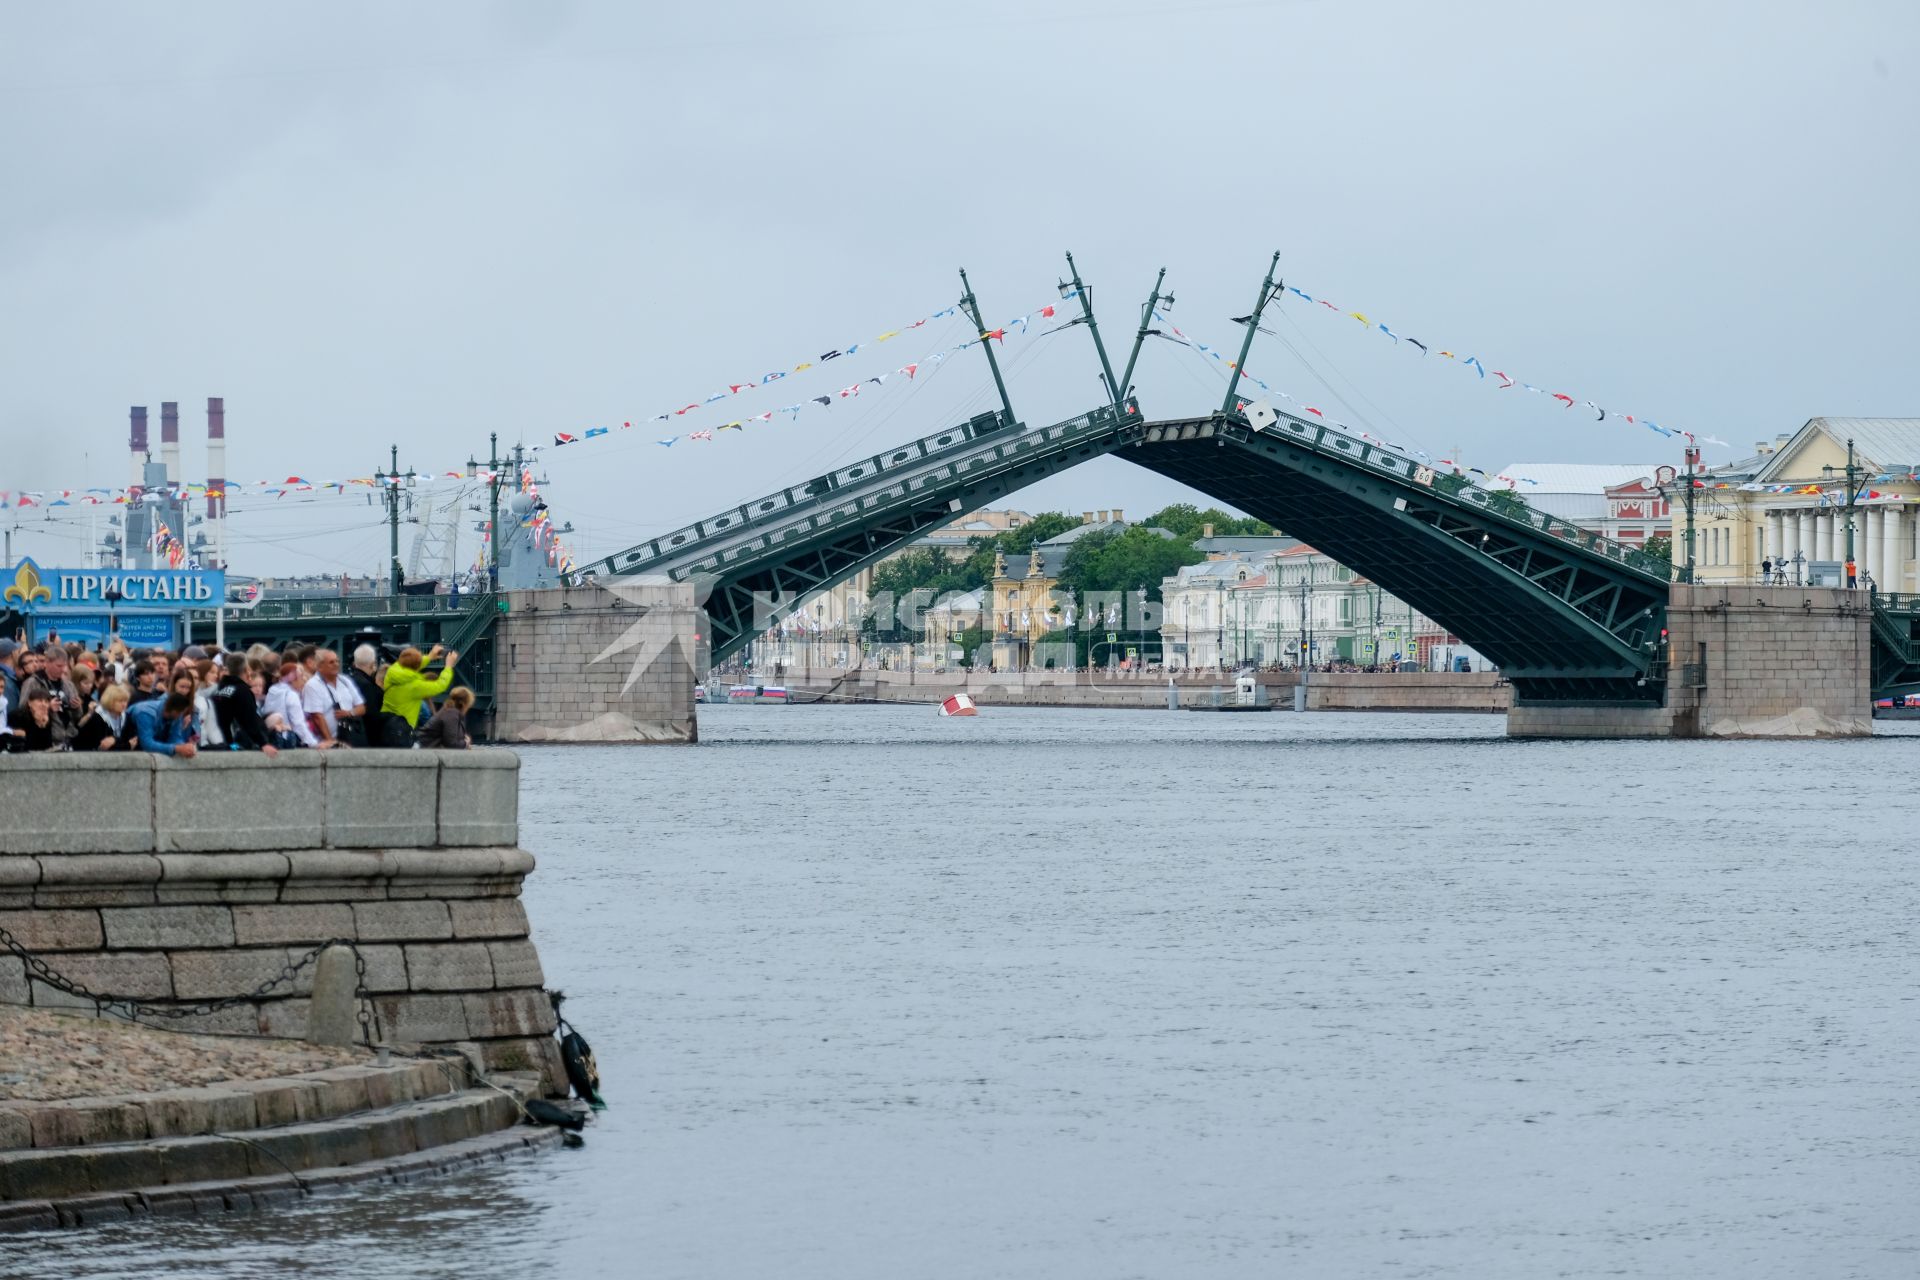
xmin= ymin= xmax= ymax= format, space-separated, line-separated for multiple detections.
xmin=129 ymin=406 xmax=149 ymax=490
xmin=206 ymin=397 xmax=226 ymax=555
xmin=160 ymin=401 xmax=181 ymax=486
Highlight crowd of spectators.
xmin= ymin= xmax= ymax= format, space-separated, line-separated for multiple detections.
xmin=0 ymin=634 xmax=472 ymax=756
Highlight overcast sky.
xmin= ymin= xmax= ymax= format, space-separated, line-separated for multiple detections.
xmin=2 ymin=1 xmax=1915 ymax=576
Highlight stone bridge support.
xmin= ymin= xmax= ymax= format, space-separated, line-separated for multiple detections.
xmin=491 ymin=580 xmax=702 ymax=744
xmin=1507 ymin=584 xmax=1872 ymax=738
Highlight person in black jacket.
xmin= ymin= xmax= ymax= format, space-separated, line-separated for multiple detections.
xmin=348 ymin=643 xmax=389 ymax=748
xmin=210 ymin=653 xmax=281 ymax=756
xmin=416 ymin=686 xmax=474 ymax=749
xmin=5 ymin=688 xmax=58 ymax=752
xmin=71 ymin=683 xmax=136 ymax=751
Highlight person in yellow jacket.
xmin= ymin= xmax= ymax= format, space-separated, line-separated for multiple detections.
xmin=379 ymin=644 xmax=458 ymax=747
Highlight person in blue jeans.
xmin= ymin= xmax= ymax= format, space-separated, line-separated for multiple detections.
xmin=130 ymin=671 xmax=201 ymax=758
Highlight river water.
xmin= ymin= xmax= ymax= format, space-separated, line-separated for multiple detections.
xmin=12 ymin=707 xmax=1920 ymax=1279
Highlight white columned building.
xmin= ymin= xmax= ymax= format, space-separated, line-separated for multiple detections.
xmin=1679 ymin=418 xmax=1920 ymax=588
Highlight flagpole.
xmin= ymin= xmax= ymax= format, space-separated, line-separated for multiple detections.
xmin=957 ymin=269 xmax=1016 ymax=426
xmin=214 ymin=492 xmax=226 ymax=651
xmin=1061 ymin=252 xmax=1120 ymax=409
xmin=1222 ymin=251 xmax=1281 ymax=416
xmin=1118 ymin=267 xmax=1168 ymax=411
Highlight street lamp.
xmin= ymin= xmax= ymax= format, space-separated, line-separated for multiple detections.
xmin=1821 ymin=436 xmax=1861 ymax=587
xmin=373 ymin=446 xmax=418 ymax=595
xmin=1214 ymin=578 xmax=1224 ymax=670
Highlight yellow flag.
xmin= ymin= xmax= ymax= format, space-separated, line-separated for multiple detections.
xmin=1349 ymin=311 xmax=1369 ymax=325
xmin=794 ymin=361 xmax=813 ymax=372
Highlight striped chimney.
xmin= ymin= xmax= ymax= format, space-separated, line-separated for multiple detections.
xmin=129 ymin=405 xmax=149 ymax=490
xmin=206 ymin=397 xmax=226 ymax=526
xmin=160 ymin=400 xmax=181 ymax=485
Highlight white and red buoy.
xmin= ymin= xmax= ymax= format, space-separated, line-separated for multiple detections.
xmin=938 ymin=692 xmax=978 ymax=717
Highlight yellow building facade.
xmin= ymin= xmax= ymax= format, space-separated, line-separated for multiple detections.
xmin=988 ymin=546 xmax=1068 ymax=668
xmin=1675 ymin=417 xmax=1920 ymax=590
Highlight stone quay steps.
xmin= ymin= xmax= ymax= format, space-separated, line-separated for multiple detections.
xmin=0 ymin=1056 xmax=554 ymax=1231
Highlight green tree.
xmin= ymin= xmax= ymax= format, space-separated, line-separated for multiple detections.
xmin=871 ymin=546 xmax=977 ymax=602
xmin=1056 ymin=526 xmax=1204 ymax=604
xmin=1141 ymin=503 xmax=1274 ymax=539
xmin=1641 ymin=535 xmax=1674 ymax=567
xmin=954 ymin=512 xmax=1083 ymax=585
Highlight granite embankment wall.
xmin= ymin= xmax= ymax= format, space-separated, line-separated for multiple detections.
xmin=781 ymin=669 xmax=1508 ymax=713
xmin=492 ymin=581 xmax=701 ymax=743
xmin=1301 ymin=672 xmax=1509 ymax=713
xmin=0 ymin=752 xmax=562 ymax=1090
xmin=1507 ymin=584 xmax=1872 ymax=739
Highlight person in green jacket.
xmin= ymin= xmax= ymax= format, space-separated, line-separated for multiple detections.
xmin=380 ymin=644 xmax=459 ymax=746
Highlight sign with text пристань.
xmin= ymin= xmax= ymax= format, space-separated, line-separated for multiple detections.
xmin=4 ymin=559 xmax=225 ymax=613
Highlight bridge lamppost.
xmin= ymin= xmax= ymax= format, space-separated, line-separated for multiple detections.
xmin=373 ymin=446 xmax=417 ymax=596
xmin=1822 ymin=437 xmax=1861 ymax=588
xmin=1214 ymin=579 xmax=1225 ymax=670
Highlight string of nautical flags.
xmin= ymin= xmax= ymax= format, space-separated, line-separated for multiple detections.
xmin=1 ymin=293 xmax=1077 ymax=507
xmin=1155 ymin=313 xmax=1546 ymax=489
xmin=560 ymin=293 xmax=1073 ymax=451
xmin=1268 ymin=282 xmax=1728 ymax=449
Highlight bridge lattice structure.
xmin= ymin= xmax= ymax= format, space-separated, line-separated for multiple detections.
xmin=584 ymin=399 xmax=1684 ymax=705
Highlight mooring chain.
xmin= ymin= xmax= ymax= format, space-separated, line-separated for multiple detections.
xmin=0 ymin=927 xmax=374 ymax=1030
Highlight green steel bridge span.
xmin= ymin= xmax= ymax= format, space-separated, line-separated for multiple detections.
xmin=182 ymin=256 xmax=1920 ymax=711
xmin=180 ymin=399 xmax=1920 ymax=710
xmin=582 ymin=399 xmax=1683 ymax=705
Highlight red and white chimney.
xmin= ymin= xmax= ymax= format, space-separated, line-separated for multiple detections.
xmin=205 ymin=397 xmax=226 ymax=521
xmin=129 ymin=405 xmax=149 ymax=490
xmin=161 ymin=401 xmax=181 ymax=486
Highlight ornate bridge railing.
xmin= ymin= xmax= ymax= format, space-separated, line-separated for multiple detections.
xmin=588 ymin=401 xmax=1142 ymax=585
xmin=586 ymin=400 xmax=1144 ymax=661
xmin=188 ymin=593 xmax=480 ymax=624
xmin=1133 ymin=406 xmax=1672 ymax=702
xmin=1252 ymin=409 xmax=1672 ymax=580
xmin=1869 ymin=591 xmax=1920 ymax=696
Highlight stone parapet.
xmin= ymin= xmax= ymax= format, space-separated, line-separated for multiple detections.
xmin=0 ymin=750 xmax=518 ymax=854
xmin=0 ymin=753 xmax=558 ymax=1090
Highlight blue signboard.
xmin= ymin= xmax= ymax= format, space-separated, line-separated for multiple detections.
xmin=5 ymin=559 xmax=223 ymax=651
xmin=27 ymin=613 xmax=178 ymax=649
xmin=4 ymin=559 xmax=224 ymax=612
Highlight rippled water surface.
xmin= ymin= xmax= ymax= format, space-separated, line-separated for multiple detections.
xmin=12 ymin=707 xmax=1920 ymax=1279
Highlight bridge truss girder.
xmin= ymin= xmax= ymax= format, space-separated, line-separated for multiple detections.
xmin=657 ymin=404 xmax=1144 ymax=663
xmin=1870 ymin=601 xmax=1920 ymax=698
xmin=1127 ymin=413 xmax=1672 ymax=704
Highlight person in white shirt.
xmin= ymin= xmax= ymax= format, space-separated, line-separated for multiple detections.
xmin=194 ymin=655 xmax=225 ymax=748
xmin=264 ymin=658 xmax=327 ymax=749
xmin=302 ymin=648 xmax=365 ymax=746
